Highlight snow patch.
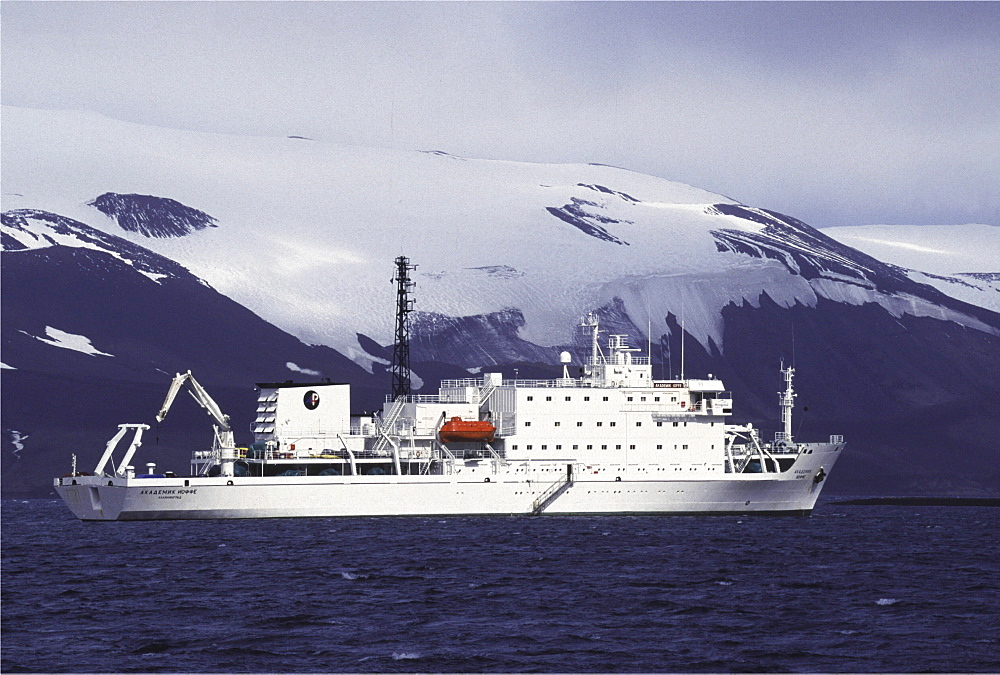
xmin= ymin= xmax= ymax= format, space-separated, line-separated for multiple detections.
xmin=286 ymin=362 xmax=321 ymax=376
xmin=22 ymin=327 xmax=113 ymax=357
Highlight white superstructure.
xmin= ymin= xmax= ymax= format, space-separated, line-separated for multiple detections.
xmin=55 ymin=317 xmax=844 ymax=521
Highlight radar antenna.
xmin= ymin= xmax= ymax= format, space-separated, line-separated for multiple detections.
xmin=390 ymin=256 xmax=417 ymax=400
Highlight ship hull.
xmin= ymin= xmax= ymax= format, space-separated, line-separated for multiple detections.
xmin=55 ymin=442 xmax=840 ymax=521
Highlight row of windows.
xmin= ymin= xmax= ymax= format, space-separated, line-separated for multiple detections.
xmin=525 ymin=395 xmax=680 ymax=403
xmin=510 ymin=443 xmax=711 ymax=451
xmin=525 ymin=421 xmax=707 ymax=428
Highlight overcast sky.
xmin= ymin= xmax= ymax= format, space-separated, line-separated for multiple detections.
xmin=2 ymin=2 xmax=997 ymax=228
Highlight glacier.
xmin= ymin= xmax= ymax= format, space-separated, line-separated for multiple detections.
xmin=2 ymin=105 xmax=995 ymax=372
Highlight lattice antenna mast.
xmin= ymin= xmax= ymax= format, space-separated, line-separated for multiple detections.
xmin=390 ymin=256 xmax=417 ymax=400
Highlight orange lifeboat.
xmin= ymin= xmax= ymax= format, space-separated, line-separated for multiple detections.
xmin=438 ymin=416 xmax=496 ymax=443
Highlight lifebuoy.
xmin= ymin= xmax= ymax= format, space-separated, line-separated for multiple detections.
xmin=681 ymin=401 xmax=686 ymax=407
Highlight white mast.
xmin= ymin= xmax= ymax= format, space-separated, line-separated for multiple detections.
xmin=779 ymin=363 xmax=796 ymax=443
xmin=680 ymin=317 xmax=685 ymax=382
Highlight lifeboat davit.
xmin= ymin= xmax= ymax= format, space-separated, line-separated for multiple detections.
xmin=438 ymin=416 xmax=496 ymax=443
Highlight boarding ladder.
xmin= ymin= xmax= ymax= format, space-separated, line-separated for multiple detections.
xmin=531 ymin=464 xmax=575 ymax=515
xmin=478 ymin=382 xmax=497 ymax=410
xmin=373 ymin=397 xmax=406 ymax=455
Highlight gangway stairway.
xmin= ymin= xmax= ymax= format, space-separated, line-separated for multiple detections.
xmin=373 ymin=398 xmax=406 ymax=455
xmin=531 ymin=464 xmax=575 ymax=515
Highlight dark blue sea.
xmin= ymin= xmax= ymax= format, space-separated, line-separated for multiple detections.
xmin=2 ymin=499 xmax=998 ymax=673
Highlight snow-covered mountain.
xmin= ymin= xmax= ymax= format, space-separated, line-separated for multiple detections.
xmin=3 ymin=105 xmax=999 ymax=498
xmin=4 ymin=106 xmax=995 ymax=366
xmin=822 ymin=224 xmax=1000 ymax=313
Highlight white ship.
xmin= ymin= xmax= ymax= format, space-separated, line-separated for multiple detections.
xmin=55 ymin=312 xmax=844 ymax=521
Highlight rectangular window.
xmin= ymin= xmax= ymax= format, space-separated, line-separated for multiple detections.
xmin=603 ymin=396 xmax=609 ymax=401
xmin=597 ymin=422 xmax=603 ymax=427
xmin=556 ymin=445 xmax=562 ymax=450
xmin=627 ymin=396 xmax=633 ymax=402
xmin=541 ymin=445 xmax=547 ymax=450
xmin=616 ymin=445 xmax=622 ymax=450
xmin=609 ymin=422 xmax=616 ymax=427
xmin=554 ymin=421 xmax=561 ymax=427
xmin=655 ymin=397 xmax=660 ymax=402
xmin=545 ymin=396 xmax=552 ymax=401
xmin=584 ymin=396 xmax=590 ymax=401
xmin=657 ymin=444 xmax=663 ymax=450
xmin=512 ymin=445 xmax=518 ymax=450
xmin=601 ymin=445 xmax=608 ymax=450
xmin=527 ymin=445 xmax=533 ymax=450
xmin=525 ymin=421 xmax=531 ymax=427
xmin=573 ymin=444 xmax=578 ymax=450
xmin=577 ymin=421 xmax=583 ymax=427
xmin=640 ymin=397 xmax=646 ymax=402
xmin=565 ymin=396 xmax=571 ymax=401
xmin=682 ymin=444 xmax=689 ymax=449
xmin=636 ymin=422 xmax=642 ymax=427
xmin=673 ymin=422 xmax=679 ymax=427
xmin=587 ymin=444 xmax=593 ymax=450
xmin=629 ymin=445 xmax=635 ymax=450
xmin=671 ymin=397 xmax=677 ymax=402
xmin=657 ymin=422 xmax=663 ymax=427
xmin=527 ymin=396 xmax=533 ymax=401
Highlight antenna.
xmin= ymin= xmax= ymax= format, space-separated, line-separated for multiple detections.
xmin=390 ymin=256 xmax=416 ymax=400
xmin=680 ymin=316 xmax=686 ymax=382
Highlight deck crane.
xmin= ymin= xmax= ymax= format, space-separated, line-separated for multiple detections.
xmin=157 ymin=370 xmax=237 ymax=477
